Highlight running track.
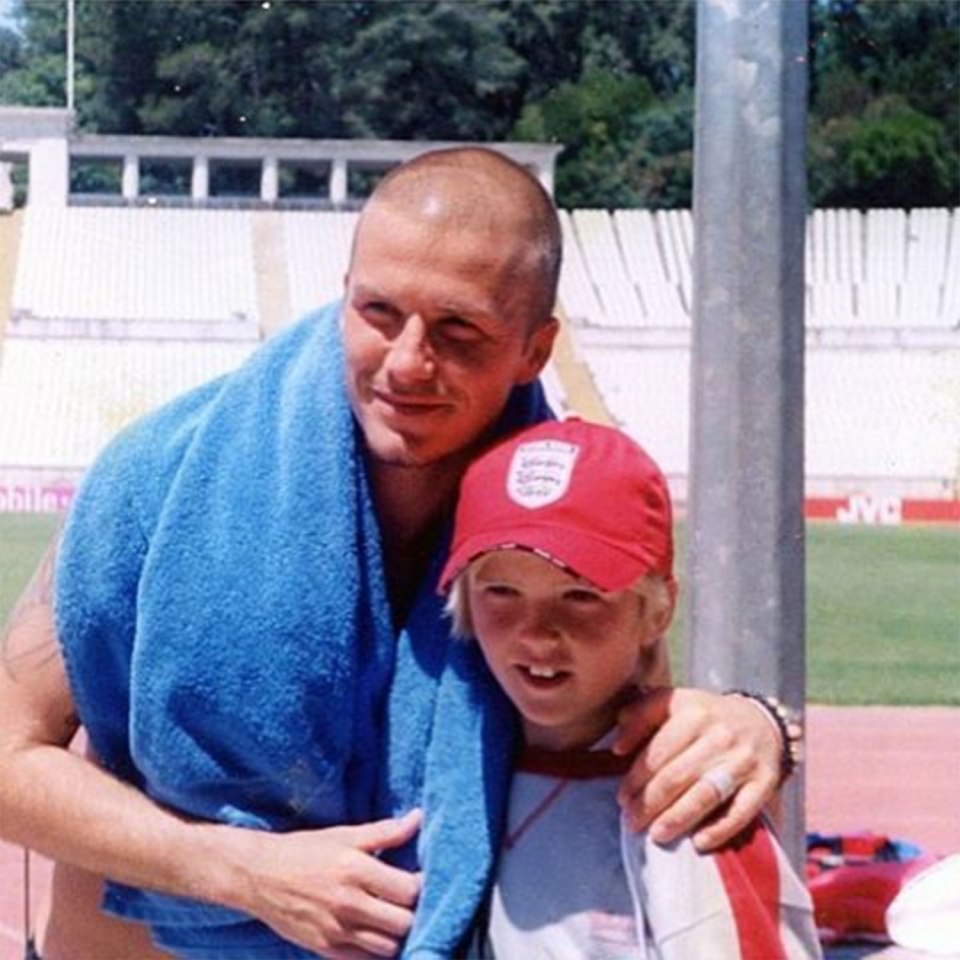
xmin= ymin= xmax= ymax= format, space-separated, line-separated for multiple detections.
xmin=2 ymin=705 xmax=958 ymax=959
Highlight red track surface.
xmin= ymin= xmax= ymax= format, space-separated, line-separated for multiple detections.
xmin=806 ymin=706 xmax=960 ymax=857
xmin=2 ymin=705 xmax=958 ymax=959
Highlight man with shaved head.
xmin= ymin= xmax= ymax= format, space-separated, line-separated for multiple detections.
xmin=0 ymin=148 xmax=787 ymax=959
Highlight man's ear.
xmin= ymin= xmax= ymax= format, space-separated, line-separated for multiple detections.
xmin=517 ymin=316 xmax=560 ymax=384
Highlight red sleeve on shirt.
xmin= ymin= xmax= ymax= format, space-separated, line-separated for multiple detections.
xmin=714 ymin=822 xmax=788 ymax=960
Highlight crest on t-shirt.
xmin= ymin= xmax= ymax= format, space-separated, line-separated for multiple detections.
xmin=507 ymin=439 xmax=580 ymax=509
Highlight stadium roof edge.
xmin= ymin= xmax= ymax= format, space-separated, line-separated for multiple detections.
xmin=0 ymin=107 xmax=563 ymax=207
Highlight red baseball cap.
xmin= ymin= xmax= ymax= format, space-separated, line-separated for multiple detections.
xmin=439 ymin=418 xmax=674 ymax=593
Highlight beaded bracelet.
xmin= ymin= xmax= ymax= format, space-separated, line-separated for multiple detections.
xmin=725 ymin=690 xmax=804 ymax=783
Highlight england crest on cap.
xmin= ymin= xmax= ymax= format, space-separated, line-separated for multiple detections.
xmin=506 ymin=439 xmax=580 ymax=509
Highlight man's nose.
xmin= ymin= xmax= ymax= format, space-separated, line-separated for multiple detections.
xmin=386 ymin=315 xmax=435 ymax=382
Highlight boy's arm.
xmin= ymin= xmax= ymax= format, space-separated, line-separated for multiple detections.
xmin=0 ymin=539 xmax=420 ymax=959
xmin=614 ymin=687 xmax=785 ymax=850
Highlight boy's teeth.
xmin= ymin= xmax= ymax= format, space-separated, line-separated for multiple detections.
xmin=529 ymin=666 xmax=558 ymax=678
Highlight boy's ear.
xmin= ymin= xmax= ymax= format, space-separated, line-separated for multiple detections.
xmin=650 ymin=579 xmax=678 ymax=636
xmin=642 ymin=637 xmax=673 ymax=688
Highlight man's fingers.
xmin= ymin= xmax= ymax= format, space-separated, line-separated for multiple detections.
xmin=363 ymin=862 xmax=423 ymax=913
xmin=612 ymin=687 xmax=672 ymax=756
xmin=345 ymin=913 xmax=407 ymax=958
xmin=616 ymin=712 xmax=704 ymax=805
xmin=343 ymin=808 xmax=423 ymax=855
xmin=621 ymin=733 xmax=755 ymax=835
xmin=326 ymin=933 xmax=400 ymax=960
xmin=691 ymin=782 xmax=770 ymax=852
xmin=326 ymin=930 xmax=399 ymax=960
xmin=616 ymin=718 xmax=718 ymax=824
xmin=641 ymin=761 xmax=745 ymax=843
xmin=325 ymin=879 xmax=416 ymax=951
xmin=321 ymin=841 xmax=419 ymax=916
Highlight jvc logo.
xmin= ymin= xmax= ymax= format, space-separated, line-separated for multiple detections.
xmin=836 ymin=494 xmax=903 ymax=526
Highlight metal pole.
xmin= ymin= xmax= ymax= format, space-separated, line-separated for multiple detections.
xmin=66 ymin=0 xmax=75 ymax=112
xmin=687 ymin=0 xmax=809 ymax=868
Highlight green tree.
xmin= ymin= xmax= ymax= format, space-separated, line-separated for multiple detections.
xmin=811 ymin=97 xmax=958 ymax=208
xmin=497 ymin=0 xmax=590 ymax=105
xmin=510 ymin=0 xmax=695 ymax=209
xmin=809 ymin=0 xmax=959 ymax=207
xmin=138 ymin=1 xmax=369 ymax=137
xmin=0 ymin=26 xmax=25 ymax=81
xmin=2 ymin=0 xmax=956 ymax=209
xmin=337 ymin=1 xmax=526 ymax=141
xmin=0 ymin=0 xmax=68 ymax=107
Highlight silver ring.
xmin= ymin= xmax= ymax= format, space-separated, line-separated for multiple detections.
xmin=699 ymin=767 xmax=737 ymax=804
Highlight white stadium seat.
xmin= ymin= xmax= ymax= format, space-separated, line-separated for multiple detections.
xmin=571 ymin=209 xmax=644 ymax=327
xmin=613 ymin=209 xmax=671 ymax=286
xmin=865 ymin=208 xmax=907 ymax=283
xmin=905 ymin=208 xmax=950 ymax=286
xmin=579 ymin=345 xmax=958 ymax=488
xmin=0 ymin=339 xmax=255 ymax=470
xmin=805 ymin=350 xmax=959 ymax=482
xmin=12 ymin=207 xmax=258 ymax=326
xmin=578 ymin=347 xmax=691 ymax=478
xmin=900 ymin=282 xmax=945 ymax=328
xmin=638 ymin=282 xmax=689 ymax=328
xmin=809 ymin=282 xmax=855 ymax=328
xmin=855 ymin=282 xmax=899 ymax=327
xmin=941 ymin=209 xmax=960 ymax=327
xmin=557 ymin=210 xmax=605 ymax=323
xmin=655 ymin=210 xmax=694 ymax=307
xmin=614 ymin=210 xmax=689 ymax=326
xmin=283 ymin=211 xmax=358 ymax=318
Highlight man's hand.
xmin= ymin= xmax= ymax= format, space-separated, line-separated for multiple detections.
xmin=613 ymin=688 xmax=781 ymax=851
xmin=228 ymin=809 xmax=423 ymax=959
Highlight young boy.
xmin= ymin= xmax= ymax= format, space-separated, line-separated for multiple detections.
xmin=440 ymin=418 xmax=821 ymax=960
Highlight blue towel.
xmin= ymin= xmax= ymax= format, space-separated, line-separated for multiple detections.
xmin=56 ymin=302 xmax=552 ymax=957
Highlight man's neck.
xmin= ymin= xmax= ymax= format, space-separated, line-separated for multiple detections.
xmin=368 ymin=457 xmax=466 ymax=626
xmin=370 ymin=458 xmax=464 ymax=540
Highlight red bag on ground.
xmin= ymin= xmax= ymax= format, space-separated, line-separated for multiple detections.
xmin=805 ymin=831 xmax=937 ymax=944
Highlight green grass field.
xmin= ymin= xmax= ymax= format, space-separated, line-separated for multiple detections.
xmin=0 ymin=511 xmax=60 ymax=618
xmin=805 ymin=523 xmax=960 ymax=705
xmin=1 ymin=512 xmax=958 ymax=705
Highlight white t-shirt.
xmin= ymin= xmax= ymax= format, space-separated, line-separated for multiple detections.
xmin=484 ymin=737 xmax=820 ymax=960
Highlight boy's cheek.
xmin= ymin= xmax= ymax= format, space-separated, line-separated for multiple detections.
xmin=474 ymin=605 xmax=519 ymax=637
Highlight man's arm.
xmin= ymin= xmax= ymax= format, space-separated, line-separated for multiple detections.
xmin=0 ymin=538 xmax=421 ymax=959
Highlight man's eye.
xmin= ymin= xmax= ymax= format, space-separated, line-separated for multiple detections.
xmin=438 ymin=317 xmax=484 ymax=343
xmin=361 ymin=302 xmax=397 ymax=326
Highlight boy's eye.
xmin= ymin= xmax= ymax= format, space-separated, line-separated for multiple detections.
xmin=563 ymin=588 xmax=602 ymax=605
xmin=482 ymin=583 xmax=520 ymax=599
